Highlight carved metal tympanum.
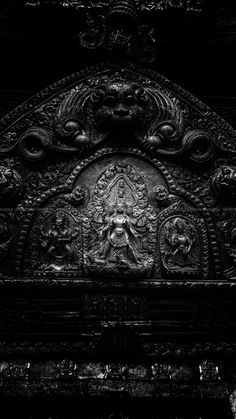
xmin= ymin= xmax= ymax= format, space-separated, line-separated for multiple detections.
xmin=1 ymin=62 xmax=236 ymax=280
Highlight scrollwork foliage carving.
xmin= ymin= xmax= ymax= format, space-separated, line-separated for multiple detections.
xmin=0 ymin=62 xmax=235 ymax=280
xmin=26 ymin=1 xmax=203 ymax=13
xmin=12 ymin=147 xmax=219 ymax=280
xmin=0 ymin=63 xmax=234 ymax=165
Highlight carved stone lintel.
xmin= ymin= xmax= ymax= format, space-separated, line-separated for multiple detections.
xmin=0 ymin=358 xmax=226 ymax=389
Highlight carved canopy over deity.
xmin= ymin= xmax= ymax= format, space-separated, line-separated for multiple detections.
xmin=84 ymin=162 xmax=158 ymax=277
xmin=0 ymin=62 xmax=233 ymax=280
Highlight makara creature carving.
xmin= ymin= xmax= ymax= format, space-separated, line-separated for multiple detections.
xmin=0 ymin=62 xmax=236 ymax=280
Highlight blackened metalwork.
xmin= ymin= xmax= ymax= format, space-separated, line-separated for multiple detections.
xmin=1 ymin=61 xmax=236 ymax=408
xmin=78 ymin=1 xmax=156 ymax=63
xmin=1 ymin=62 xmax=235 ymax=280
xmin=25 ymin=0 xmax=203 ymax=13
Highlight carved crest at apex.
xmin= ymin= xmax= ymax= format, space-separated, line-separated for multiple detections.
xmin=1 ymin=63 xmax=234 ymax=166
xmin=0 ymin=63 xmax=236 ymax=280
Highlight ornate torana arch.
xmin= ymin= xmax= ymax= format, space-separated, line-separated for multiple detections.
xmin=0 ymin=62 xmax=235 ymax=281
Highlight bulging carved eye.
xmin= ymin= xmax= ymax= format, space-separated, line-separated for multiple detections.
xmin=146 ymin=134 xmax=163 ymax=148
xmin=90 ymin=89 xmax=106 ymax=104
xmin=74 ymin=133 xmax=93 ymax=150
xmin=63 ymin=119 xmax=80 ymax=133
xmin=159 ymin=122 xmax=177 ymax=139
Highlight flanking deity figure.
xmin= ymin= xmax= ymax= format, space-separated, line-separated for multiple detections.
xmin=164 ymin=217 xmax=199 ymax=268
xmin=40 ymin=211 xmax=80 ymax=271
xmin=161 ymin=216 xmax=200 ymax=273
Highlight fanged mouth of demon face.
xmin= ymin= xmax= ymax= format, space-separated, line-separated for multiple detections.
xmin=90 ymin=82 xmax=151 ymax=130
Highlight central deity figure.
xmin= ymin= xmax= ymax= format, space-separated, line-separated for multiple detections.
xmin=95 ymin=201 xmax=142 ymax=266
xmin=85 ymin=163 xmax=157 ymax=277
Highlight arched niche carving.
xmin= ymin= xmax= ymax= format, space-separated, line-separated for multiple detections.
xmin=156 ymin=201 xmax=208 ymax=279
xmin=13 ymin=150 xmax=216 ymax=280
xmin=0 ymin=62 xmax=236 ymax=281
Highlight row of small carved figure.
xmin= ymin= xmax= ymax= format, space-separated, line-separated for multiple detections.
xmin=0 ymin=359 xmax=221 ymax=382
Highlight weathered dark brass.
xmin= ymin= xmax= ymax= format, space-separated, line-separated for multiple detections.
xmin=0 ymin=13 xmax=236 ymax=417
